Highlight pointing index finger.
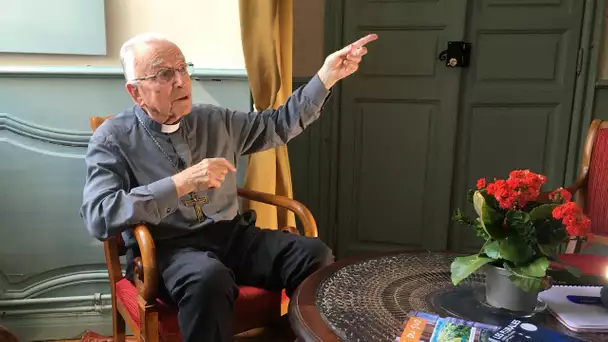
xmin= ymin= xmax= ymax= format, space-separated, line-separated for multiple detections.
xmin=352 ymin=34 xmax=378 ymax=49
xmin=208 ymin=158 xmax=237 ymax=172
xmin=220 ymin=159 xmax=237 ymax=172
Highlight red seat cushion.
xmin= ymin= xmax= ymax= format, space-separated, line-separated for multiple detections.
xmin=552 ymin=253 xmax=608 ymax=277
xmin=115 ymin=278 xmax=285 ymax=339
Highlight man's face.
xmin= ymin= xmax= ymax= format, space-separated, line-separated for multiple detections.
xmin=126 ymin=41 xmax=193 ymax=124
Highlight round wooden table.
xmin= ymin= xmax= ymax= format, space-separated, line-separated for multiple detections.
xmin=288 ymin=251 xmax=608 ymax=342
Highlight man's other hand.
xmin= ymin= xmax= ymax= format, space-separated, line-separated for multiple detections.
xmin=317 ymin=33 xmax=378 ymax=89
xmin=172 ymin=158 xmax=237 ymax=197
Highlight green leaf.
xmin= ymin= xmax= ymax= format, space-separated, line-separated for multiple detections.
xmin=451 ymin=255 xmax=494 ymax=286
xmin=473 ymin=191 xmax=490 ymax=220
xmin=562 ymin=264 xmax=583 ymax=278
xmin=467 ymin=189 xmax=475 ymax=203
xmin=538 ymin=244 xmax=557 ymax=258
xmin=518 ymin=257 xmax=550 ymax=277
xmin=506 ymin=210 xmax=535 ymax=239
xmin=484 ymin=240 xmax=501 ymax=259
xmin=506 ymin=257 xmax=549 ymax=292
xmin=452 ymin=209 xmax=477 ymax=228
xmin=498 ymin=236 xmax=535 ymax=264
xmin=481 ymin=237 xmax=535 ymax=264
xmin=529 ymin=204 xmax=558 ymax=221
xmin=473 ymin=191 xmax=507 ymax=239
xmin=536 ymin=218 xmax=566 ymax=245
xmin=509 ymin=269 xmax=544 ymax=292
xmin=506 ymin=210 xmax=530 ymax=225
xmin=551 ymin=256 xmax=583 ymax=278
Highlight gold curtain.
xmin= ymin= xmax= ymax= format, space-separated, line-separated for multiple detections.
xmin=238 ymin=0 xmax=296 ymax=230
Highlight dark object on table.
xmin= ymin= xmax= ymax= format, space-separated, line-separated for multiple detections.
xmin=567 ymin=295 xmax=603 ymax=305
xmin=600 ymin=286 xmax=608 ymax=308
xmin=489 ymin=319 xmax=584 ymax=341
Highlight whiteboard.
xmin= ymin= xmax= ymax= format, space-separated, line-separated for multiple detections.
xmin=0 ymin=0 xmax=106 ymax=55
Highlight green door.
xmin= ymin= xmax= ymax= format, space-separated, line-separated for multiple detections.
xmin=336 ymin=0 xmax=468 ymax=257
xmin=450 ymin=0 xmax=585 ymax=253
xmin=335 ymin=0 xmax=585 ymax=258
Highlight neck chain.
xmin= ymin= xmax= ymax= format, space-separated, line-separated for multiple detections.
xmin=135 ymin=112 xmax=208 ymax=223
xmin=135 ymin=112 xmax=190 ymax=172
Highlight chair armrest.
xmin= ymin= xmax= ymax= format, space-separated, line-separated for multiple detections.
xmin=0 ymin=325 xmax=18 ymax=342
xmin=537 ymin=168 xmax=588 ymax=204
xmin=566 ymin=167 xmax=588 ymax=196
xmin=592 ymin=235 xmax=608 ymax=246
xmin=133 ymin=224 xmax=158 ymax=304
xmin=237 ymin=188 xmax=318 ymax=238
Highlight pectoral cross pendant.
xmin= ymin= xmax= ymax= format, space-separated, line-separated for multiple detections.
xmin=183 ymin=192 xmax=208 ymax=222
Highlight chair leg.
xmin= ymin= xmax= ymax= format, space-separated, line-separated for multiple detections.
xmin=139 ymin=300 xmax=159 ymax=342
xmin=112 ymin=302 xmax=126 ymax=342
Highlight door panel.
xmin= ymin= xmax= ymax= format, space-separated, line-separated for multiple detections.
xmin=337 ymin=0 xmax=468 ymax=257
xmin=450 ymin=0 xmax=585 ymax=252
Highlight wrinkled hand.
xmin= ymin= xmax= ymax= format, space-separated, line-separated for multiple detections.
xmin=317 ymin=33 xmax=378 ymax=89
xmin=172 ymin=158 xmax=236 ymax=197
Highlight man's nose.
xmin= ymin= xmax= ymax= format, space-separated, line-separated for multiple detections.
xmin=173 ymin=70 xmax=188 ymax=87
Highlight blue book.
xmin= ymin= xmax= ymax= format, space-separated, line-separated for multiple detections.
xmin=488 ymin=319 xmax=585 ymax=341
xmin=396 ymin=311 xmax=500 ymax=341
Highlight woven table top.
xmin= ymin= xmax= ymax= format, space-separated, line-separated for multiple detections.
xmin=314 ymin=252 xmax=608 ymax=342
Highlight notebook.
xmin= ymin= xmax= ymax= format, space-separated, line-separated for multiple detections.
xmin=538 ymin=285 xmax=608 ymax=332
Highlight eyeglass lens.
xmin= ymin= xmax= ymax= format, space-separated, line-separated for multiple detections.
xmin=157 ymin=63 xmax=194 ymax=82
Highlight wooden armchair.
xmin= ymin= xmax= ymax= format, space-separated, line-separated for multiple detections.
xmin=89 ymin=116 xmax=318 ymax=342
xmin=554 ymin=119 xmax=608 ymax=276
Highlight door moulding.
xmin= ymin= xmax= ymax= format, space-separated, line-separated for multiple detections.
xmin=566 ymin=0 xmax=605 ymax=184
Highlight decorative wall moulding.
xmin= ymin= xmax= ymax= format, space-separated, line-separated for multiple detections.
xmin=0 ymin=270 xmax=110 ymax=300
xmin=0 ymin=113 xmax=91 ymax=147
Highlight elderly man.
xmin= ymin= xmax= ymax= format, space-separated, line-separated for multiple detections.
xmin=80 ymin=32 xmax=376 ymax=341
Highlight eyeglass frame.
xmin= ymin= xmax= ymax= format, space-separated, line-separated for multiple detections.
xmin=131 ymin=62 xmax=194 ymax=83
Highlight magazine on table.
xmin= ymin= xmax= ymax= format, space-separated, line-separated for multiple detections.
xmin=396 ymin=311 xmax=500 ymax=342
xmin=396 ymin=311 xmax=585 ymax=341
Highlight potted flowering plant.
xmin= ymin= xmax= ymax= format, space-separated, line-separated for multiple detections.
xmin=450 ymin=170 xmax=592 ymax=312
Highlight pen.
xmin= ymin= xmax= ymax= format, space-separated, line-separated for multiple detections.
xmin=567 ymin=295 xmax=602 ymax=305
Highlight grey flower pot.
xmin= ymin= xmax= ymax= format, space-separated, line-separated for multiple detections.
xmin=484 ymin=264 xmax=539 ymax=312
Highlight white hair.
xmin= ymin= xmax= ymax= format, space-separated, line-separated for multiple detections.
xmin=119 ymin=33 xmax=173 ymax=82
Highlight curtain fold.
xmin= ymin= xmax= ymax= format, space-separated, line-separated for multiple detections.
xmin=238 ymin=0 xmax=296 ymax=230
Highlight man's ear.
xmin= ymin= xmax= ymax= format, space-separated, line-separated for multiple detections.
xmin=125 ymin=82 xmax=143 ymax=106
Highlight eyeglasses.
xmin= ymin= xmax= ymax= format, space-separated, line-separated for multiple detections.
xmin=132 ymin=62 xmax=194 ymax=83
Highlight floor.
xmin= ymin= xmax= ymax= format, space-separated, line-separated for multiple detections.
xmin=47 ymin=315 xmax=295 ymax=342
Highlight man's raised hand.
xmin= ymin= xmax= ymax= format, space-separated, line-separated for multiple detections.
xmin=317 ymin=33 xmax=378 ymax=89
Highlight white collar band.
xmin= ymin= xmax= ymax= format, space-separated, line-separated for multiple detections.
xmin=161 ymin=122 xmax=180 ymax=133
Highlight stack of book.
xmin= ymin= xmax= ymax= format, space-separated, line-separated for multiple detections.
xmin=396 ymin=311 xmax=585 ymax=341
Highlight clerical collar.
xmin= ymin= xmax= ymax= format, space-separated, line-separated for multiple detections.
xmin=135 ymin=106 xmax=181 ymax=134
xmin=161 ymin=122 xmax=180 ymax=133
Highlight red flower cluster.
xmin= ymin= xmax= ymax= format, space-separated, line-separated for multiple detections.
xmin=479 ymin=170 xmax=547 ymax=210
xmin=552 ymin=202 xmax=591 ymax=237
xmin=548 ymin=187 xmax=572 ymax=203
